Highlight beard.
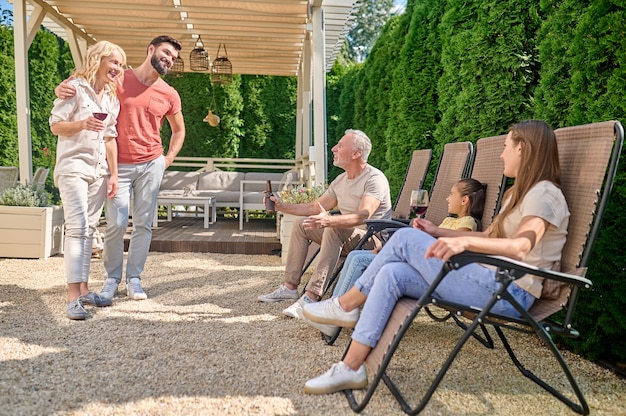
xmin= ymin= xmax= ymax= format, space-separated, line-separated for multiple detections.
xmin=151 ymin=55 xmax=169 ymax=75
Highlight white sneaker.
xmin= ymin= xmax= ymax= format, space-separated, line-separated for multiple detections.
xmin=302 ymin=314 xmax=340 ymax=337
xmin=304 ymin=361 xmax=367 ymax=394
xmin=258 ymin=284 xmax=299 ymax=303
xmin=303 ymin=297 xmax=359 ymax=328
xmin=282 ymin=295 xmax=314 ymax=319
xmin=127 ymin=278 xmax=148 ymax=300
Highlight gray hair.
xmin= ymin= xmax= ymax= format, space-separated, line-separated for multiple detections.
xmin=345 ymin=129 xmax=372 ymax=162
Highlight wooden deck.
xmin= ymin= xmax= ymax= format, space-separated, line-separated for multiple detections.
xmin=121 ymin=215 xmax=282 ymax=255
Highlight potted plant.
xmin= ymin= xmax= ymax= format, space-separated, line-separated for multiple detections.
xmin=275 ymin=184 xmax=326 ymax=264
xmin=0 ymin=183 xmax=63 ymax=259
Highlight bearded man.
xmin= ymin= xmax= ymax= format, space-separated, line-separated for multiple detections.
xmin=56 ymin=35 xmax=186 ymax=301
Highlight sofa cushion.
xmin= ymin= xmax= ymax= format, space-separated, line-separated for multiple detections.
xmin=158 ymin=189 xmax=186 ymax=197
xmin=160 ymin=171 xmax=199 ymax=190
xmin=243 ymin=172 xmax=286 ymax=192
xmin=242 ymin=191 xmax=266 ymax=204
xmin=197 ymin=171 xmax=244 ymax=192
xmin=195 ymin=190 xmax=241 ymax=204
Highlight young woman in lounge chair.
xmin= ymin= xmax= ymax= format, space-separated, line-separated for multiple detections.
xmin=302 ymin=120 xmax=569 ymax=394
xmin=305 ymin=177 xmax=487 ymax=337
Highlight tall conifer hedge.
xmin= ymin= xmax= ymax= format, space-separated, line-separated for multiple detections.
xmin=326 ymin=0 xmax=626 ymax=367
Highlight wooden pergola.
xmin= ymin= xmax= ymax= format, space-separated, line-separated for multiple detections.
xmin=10 ymin=0 xmax=360 ymax=184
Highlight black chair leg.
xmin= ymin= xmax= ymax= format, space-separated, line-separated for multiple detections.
xmin=494 ymin=325 xmax=589 ymax=415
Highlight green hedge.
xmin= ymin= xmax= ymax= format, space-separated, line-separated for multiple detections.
xmin=327 ymin=0 xmax=626 ymax=367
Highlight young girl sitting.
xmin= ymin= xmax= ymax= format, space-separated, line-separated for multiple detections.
xmin=305 ymin=178 xmax=487 ymax=336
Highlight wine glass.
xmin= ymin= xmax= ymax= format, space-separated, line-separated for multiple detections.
xmin=410 ymin=189 xmax=429 ymax=218
xmin=92 ymin=112 xmax=108 ymax=121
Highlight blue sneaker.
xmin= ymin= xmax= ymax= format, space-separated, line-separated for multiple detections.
xmin=98 ymin=278 xmax=119 ymax=301
xmin=79 ymin=291 xmax=112 ymax=307
xmin=67 ymin=299 xmax=88 ymax=320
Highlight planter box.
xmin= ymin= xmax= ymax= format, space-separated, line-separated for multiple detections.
xmin=0 ymin=205 xmax=64 ymax=259
xmin=279 ymin=213 xmax=299 ymax=264
xmin=278 ymin=212 xmax=318 ymax=267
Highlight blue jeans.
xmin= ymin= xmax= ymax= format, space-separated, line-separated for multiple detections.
xmin=103 ymin=156 xmax=165 ymax=282
xmin=352 ymin=227 xmax=536 ymax=348
xmin=332 ymin=251 xmax=375 ymax=297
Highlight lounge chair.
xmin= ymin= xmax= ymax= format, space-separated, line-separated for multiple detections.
xmin=316 ymin=142 xmax=475 ymax=344
xmin=423 ymin=141 xmax=474 ymax=226
xmin=0 ymin=166 xmax=19 ymax=195
xmin=341 ymin=120 xmax=623 ymax=415
xmin=392 ymin=149 xmax=432 ymax=220
xmin=319 ymin=142 xmax=473 ymax=294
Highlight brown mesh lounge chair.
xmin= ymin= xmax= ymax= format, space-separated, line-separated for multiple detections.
xmin=318 ymin=142 xmax=474 ymax=344
xmin=392 ymin=149 xmax=432 ymax=220
xmin=356 ymin=141 xmax=474 ymax=246
xmin=423 ymin=141 xmax=474 ymax=226
xmin=341 ymin=120 xmax=623 ymax=415
xmin=467 ymin=134 xmax=507 ymax=228
xmin=423 ymin=134 xmax=507 ymax=329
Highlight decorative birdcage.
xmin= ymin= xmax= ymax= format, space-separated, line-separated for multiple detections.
xmin=189 ymin=36 xmax=210 ymax=71
xmin=211 ymin=43 xmax=232 ymax=84
xmin=203 ymin=91 xmax=221 ymax=127
xmin=169 ymin=56 xmax=184 ymax=77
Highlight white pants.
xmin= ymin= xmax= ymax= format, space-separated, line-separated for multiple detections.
xmin=57 ymin=175 xmax=107 ymax=284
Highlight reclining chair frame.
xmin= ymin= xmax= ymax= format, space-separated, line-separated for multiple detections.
xmin=341 ymin=121 xmax=623 ymax=416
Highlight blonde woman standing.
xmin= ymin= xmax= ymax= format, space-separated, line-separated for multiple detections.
xmin=50 ymin=41 xmax=126 ymax=320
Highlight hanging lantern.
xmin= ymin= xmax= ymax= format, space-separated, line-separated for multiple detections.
xmin=203 ymin=110 xmax=220 ymax=127
xmin=190 ymin=36 xmax=210 ymax=71
xmin=211 ymin=43 xmax=232 ymax=84
xmin=203 ymin=91 xmax=220 ymax=126
xmin=169 ymin=56 xmax=184 ymax=77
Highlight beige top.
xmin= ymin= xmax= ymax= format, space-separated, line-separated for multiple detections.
xmin=325 ymin=164 xmax=392 ymax=226
xmin=499 ymin=181 xmax=570 ymax=298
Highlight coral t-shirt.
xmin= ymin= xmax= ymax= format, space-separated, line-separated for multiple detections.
xmin=116 ymin=69 xmax=182 ymax=164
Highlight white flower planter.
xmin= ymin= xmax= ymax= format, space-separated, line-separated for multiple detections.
xmin=279 ymin=212 xmax=299 ymax=265
xmin=0 ymin=205 xmax=64 ymax=259
xmin=278 ymin=212 xmax=319 ymax=267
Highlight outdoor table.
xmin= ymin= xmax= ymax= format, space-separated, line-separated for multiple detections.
xmin=152 ymin=195 xmax=216 ymax=229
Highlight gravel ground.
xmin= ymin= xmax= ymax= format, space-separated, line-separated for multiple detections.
xmin=0 ymin=252 xmax=624 ymax=416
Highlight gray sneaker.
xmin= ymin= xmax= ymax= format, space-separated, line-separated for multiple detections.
xmin=67 ymin=299 xmax=88 ymax=320
xmin=127 ymin=278 xmax=148 ymax=300
xmin=99 ymin=278 xmax=119 ymax=301
xmin=304 ymin=361 xmax=367 ymax=394
xmin=79 ymin=291 xmax=112 ymax=307
xmin=258 ymin=284 xmax=299 ymax=303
